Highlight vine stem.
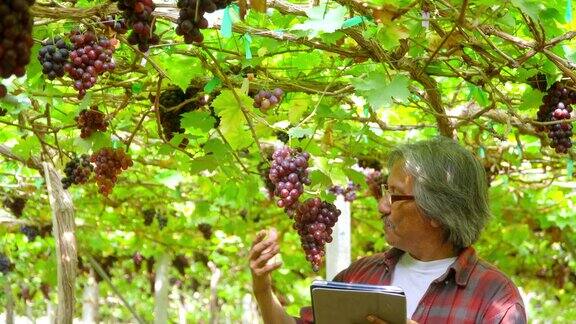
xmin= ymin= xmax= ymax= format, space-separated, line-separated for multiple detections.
xmin=194 ymin=47 xmax=267 ymax=161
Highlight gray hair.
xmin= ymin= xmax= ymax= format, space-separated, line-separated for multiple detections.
xmin=388 ymin=137 xmax=490 ymax=249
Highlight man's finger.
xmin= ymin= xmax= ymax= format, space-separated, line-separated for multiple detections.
xmin=253 ymin=245 xmax=279 ymax=268
xmin=248 ymin=239 xmax=275 ymax=261
xmin=253 ymin=261 xmax=282 ymax=276
xmin=252 ymin=230 xmax=268 ymax=247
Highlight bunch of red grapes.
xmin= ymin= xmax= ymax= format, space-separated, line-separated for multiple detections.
xmin=65 ymin=31 xmax=116 ymax=99
xmin=253 ymin=88 xmax=284 ymax=112
xmin=536 ymin=82 xmax=575 ymax=154
xmin=268 ymin=147 xmax=311 ymax=209
xmin=197 ymin=223 xmax=212 ymax=240
xmin=143 ymin=209 xmax=155 ymax=225
xmin=3 ymin=195 xmax=26 ymax=218
xmin=175 ymin=0 xmax=233 ymax=43
xmin=293 ymin=198 xmax=341 ymax=272
xmin=0 ymin=0 xmax=35 ymax=98
xmin=38 ymin=37 xmax=71 ymax=80
xmin=62 ymin=154 xmax=93 ymax=189
xmin=90 ymin=148 xmax=133 ymax=196
xmin=329 ymin=182 xmax=360 ymax=202
xmin=75 ymin=106 xmax=108 ymax=138
xmin=112 ymin=0 xmax=160 ymax=52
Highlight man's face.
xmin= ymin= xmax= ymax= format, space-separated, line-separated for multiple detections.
xmin=378 ymin=161 xmax=432 ymax=252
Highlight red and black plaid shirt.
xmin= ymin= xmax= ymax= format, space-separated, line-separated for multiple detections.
xmin=296 ymin=247 xmax=526 ymax=323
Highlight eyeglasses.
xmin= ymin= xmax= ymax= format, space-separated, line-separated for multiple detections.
xmin=381 ymin=183 xmax=415 ymax=205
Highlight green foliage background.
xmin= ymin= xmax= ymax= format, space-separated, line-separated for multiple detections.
xmin=1 ymin=0 xmax=576 ymax=322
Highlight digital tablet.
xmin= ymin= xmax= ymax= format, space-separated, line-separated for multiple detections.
xmin=310 ymin=280 xmax=406 ymax=324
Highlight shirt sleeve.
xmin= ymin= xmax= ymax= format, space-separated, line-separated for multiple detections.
xmin=483 ymin=303 xmax=526 ymax=324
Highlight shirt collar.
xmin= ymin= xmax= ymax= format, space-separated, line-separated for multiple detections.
xmin=381 ymin=246 xmax=478 ymax=286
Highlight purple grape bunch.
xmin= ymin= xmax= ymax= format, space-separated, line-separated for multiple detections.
xmin=253 ymin=88 xmax=284 ymax=112
xmin=329 ymin=182 xmax=360 ymax=202
xmin=268 ymin=147 xmax=311 ymax=209
xmin=293 ymin=198 xmax=341 ymax=272
xmin=536 ymin=82 xmax=575 ymax=154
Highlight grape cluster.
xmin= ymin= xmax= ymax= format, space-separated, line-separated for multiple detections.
xmin=268 ymin=147 xmax=311 ymax=209
xmin=536 ymin=82 xmax=575 ymax=154
xmin=143 ymin=209 xmax=155 ymax=225
xmin=0 ymin=253 xmax=11 ymax=274
xmin=157 ymin=213 xmax=168 ymax=229
xmin=65 ymin=31 xmax=116 ymax=99
xmin=293 ymin=198 xmax=341 ymax=272
xmin=0 ymin=108 xmax=7 ymax=116
xmin=102 ymin=15 xmax=129 ymax=34
xmin=3 ymin=196 xmax=26 ymax=218
xmin=90 ymin=148 xmax=133 ymax=196
xmin=357 ymin=157 xmax=382 ymax=170
xmin=275 ymin=130 xmax=289 ymax=144
xmin=75 ymin=106 xmax=108 ymax=138
xmin=253 ymin=88 xmax=284 ymax=112
xmin=20 ymin=225 xmax=39 ymax=241
xmin=38 ymin=37 xmax=71 ymax=80
xmin=365 ymin=170 xmax=385 ymax=199
xmin=113 ymin=0 xmax=160 ymax=52
xmin=0 ymin=85 xmax=6 ymax=98
xmin=62 ymin=154 xmax=93 ymax=189
xmin=197 ymin=223 xmax=212 ymax=240
xmin=329 ymin=182 xmax=360 ymax=202
xmin=175 ymin=0 xmax=233 ymax=43
xmin=172 ymin=254 xmax=189 ymax=275
xmin=0 ymin=0 xmax=35 ymax=81
xmin=158 ymin=86 xmax=205 ymax=144
xmin=133 ymin=251 xmax=144 ymax=271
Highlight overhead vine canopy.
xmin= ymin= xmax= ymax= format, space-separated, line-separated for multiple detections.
xmin=1 ymin=0 xmax=576 ymax=322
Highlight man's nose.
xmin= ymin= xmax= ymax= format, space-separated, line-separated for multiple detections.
xmin=378 ymin=196 xmax=391 ymax=216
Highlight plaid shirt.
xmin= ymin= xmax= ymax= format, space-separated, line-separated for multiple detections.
xmin=296 ymin=247 xmax=526 ymax=323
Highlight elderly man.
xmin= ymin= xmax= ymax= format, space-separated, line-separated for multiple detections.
xmin=249 ymin=137 xmax=526 ymax=323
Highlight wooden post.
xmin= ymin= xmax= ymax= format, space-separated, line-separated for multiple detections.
xmin=326 ymin=195 xmax=351 ymax=280
xmin=4 ymin=279 xmax=14 ymax=324
xmin=154 ymin=253 xmax=170 ymax=324
xmin=43 ymin=162 xmax=77 ymax=324
xmin=208 ymin=261 xmax=221 ymax=324
xmin=82 ymin=269 xmax=99 ymax=323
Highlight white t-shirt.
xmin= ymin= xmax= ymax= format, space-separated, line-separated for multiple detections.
xmin=391 ymin=253 xmax=457 ymax=318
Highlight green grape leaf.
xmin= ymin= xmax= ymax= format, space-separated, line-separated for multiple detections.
xmin=212 ymin=90 xmax=253 ymax=149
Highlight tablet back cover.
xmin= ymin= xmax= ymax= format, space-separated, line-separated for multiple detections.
xmin=311 ymin=287 xmax=406 ymax=324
